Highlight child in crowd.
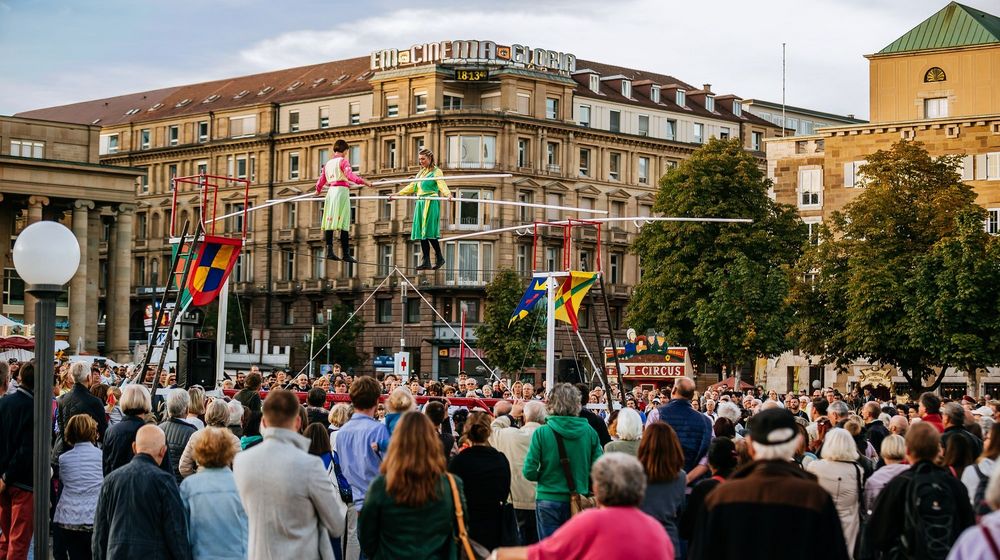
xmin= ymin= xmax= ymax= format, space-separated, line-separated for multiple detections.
xmin=373 ymin=387 xmax=416 ymax=453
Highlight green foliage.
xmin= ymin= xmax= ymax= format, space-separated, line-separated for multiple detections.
xmin=200 ymin=292 xmax=251 ymax=347
xmin=475 ymin=269 xmax=542 ymax=375
xmin=790 ymin=140 xmax=1000 ymax=393
xmin=298 ymin=304 xmax=365 ymax=371
xmin=627 ymin=138 xmax=806 ymax=369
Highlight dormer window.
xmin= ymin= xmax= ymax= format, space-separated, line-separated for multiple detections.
xmin=234 ymin=90 xmax=250 ymax=99
xmin=676 ymin=90 xmax=686 ymax=107
xmin=175 ymin=98 xmax=191 ymax=108
xmin=589 ymin=74 xmax=600 ymax=92
xmin=202 ymin=94 xmax=220 ymax=104
xmin=621 ymin=80 xmax=631 ymax=98
xmin=287 ymin=81 xmax=303 ymax=91
xmin=733 ymin=102 xmax=742 ymax=117
xmin=650 ymin=86 xmax=660 ymax=103
xmin=705 ymin=95 xmax=715 ymax=112
xmin=257 ymin=86 xmax=274 ymax=96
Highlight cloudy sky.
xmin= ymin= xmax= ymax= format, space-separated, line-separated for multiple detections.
xmin=1 ymin=0 xmax=995 ymax=119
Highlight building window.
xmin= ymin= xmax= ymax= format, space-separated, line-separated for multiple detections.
xmin=385 ymin=139 xmax=397 ymax=169
xmin=414 ymin=93 xmax=427 ymax=114
xmin=589 ymin=74 xmax=600 ymax=92
xmin=481 ymin=92 xmax=501 ymax=111
xmin=443 ymin=94 xmax=463 ymax=110
xmin=987 ymin=209 xmax=1000 ymax=235
xmin=925 ymin=97 xmax=948 ymax=118
xmin=924 ymin=67 xmax=946 ymax=83
xmin=197 ymin=160 xmax=208 ymax=176
xmin=611 ymin=200 xmax=625 ymax=219
xmin=579 ymin=250 xmax=592 ymax=272
xmin=459 ymin=299 xmax=480 ymax=323
xmin=516 ymin=92 xmax=531 ymax=114
xmin=752 ymin=131 xmax=764 ymax=151
xmin=798 ymin=168 xmax=823 ymax=208
xmin=456 ymin=189 xmax=494 ymax=229
xmin=517 ymin=139 xmax=530 ymax=168
xmin=609 ymin=152 xmax=621 ymax=181
xmin=379 ymin=190 xmax=393 ymax=221
xmin=138 ymin=171 xmax=149 ymax=193
xmin=319 ymin=106 xmax=330 ymax=128
xmin=546 ymin=97 xmax=559 ymax=119
xmin=235 ymin=156 xmax=247 ymax=180
xmin=349 ymin=103 xmax=361 ymax=125
xmin=342 ymin=248 xmax=356 ymax=278
xmin=609 ymin=110 xmax=621 ymax=133
xmin=578 ymin=105 xmax=591 ymax=128
xmin=651 ymin=86 xmax=661 ymax=103
xmin=977 ymin=153 xmax=1000 ymax=180
xmin=445 ymin=242 xmax=493 ymax=286
xmin=168 ymin=125 xmax=179 ymax=146
xmin=719 ymin=127 xmax=730 ymax=140
xmin=676 ymin=90 xmax=686 ymax=107
xmin=349 ymin=145 xmax=361 ymax=172
xmin=136 ymin=213 xmax=147 ymax=240
xmin=289 ymin=111 xmax=300 ymax=132
xmin=638 ymin=115 xmax=649 ymax=137
xmin=546 ymin=193 xmax=563 ymax=221
xmin=103 ymin=134 xmax=119 ymax=155
xmin=197 ymin=121 xmax=208 ymax=142
xmin=705 ymin=95 xmax=715 ymax=112
xmin=405 ymin=298 xmax=421 ymax=323
xmin=283 ymin=251 xmax=295 ymax=281
xmin=579 ymin=148 xmax=591 ymax=178
xmin=10 ymin=139 xmax=44 ymax=158
xmin=733 ymin=102 xmax=742 ymax=117
xmin=282 ymin=302 xmax=295 ymax=325
xmin=609 ymin=253 xmax=622 ymax=284
xmin=225 ymin=203 xmax=245 ymax=235
xmin=693 ymin=123 xmax=705 ymax=144
xmin=230 ymin=115 xmax=257 ymax=137
xmin=621 ymin=80 xmax=631 ymax=98
xmin=546 ymin=142 xmax=559 ymax=172
xmin=446 ymin=135 xmax=496 ymax=169
xmin=378 ymin=244 xmax=393 ymax=276
xmin=516 ymin=244 xmax=530 ymax=274
xmin=288 ymin=152 xmax=300 ymax=180
xmin=638 ymin=157 xmax=650 ymax=184
xmin=843 ymin=160 xmax=867 ymax=188
xmin=385 ymin=97 xmax=399 ymax=118
xmin=313 ymin=247 xmax=325 ymax=279
xmin=140 ymin=129 xmax=151 ymax=150
xmin=804 ymin=219 xmax=822 ymax=245
xmin=518 ymin=191 xmax=534 ymax=223
xmin=284 ymin=203 xmax=297 ymax=229
xmin=545 ymin=247 xmax=560 ymax=272
xmin=376 ymin=299 xmax=392 ymax=324
xmin=665 ymin=120 xmax=677 ymax=141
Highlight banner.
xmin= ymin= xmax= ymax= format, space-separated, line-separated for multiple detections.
xmin=508 ymin=277 xmax=547 ymax=326
xmin=187 ymin=236 xmax=243 ymax=307
xmin=553 ymin=272 xmax=597 ymax=331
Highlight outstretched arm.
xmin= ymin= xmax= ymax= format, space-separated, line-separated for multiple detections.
xmin=315 ymin=168 xmax=328 ymax=195
xmin=340 ymin=158 xmax=370 ymax=187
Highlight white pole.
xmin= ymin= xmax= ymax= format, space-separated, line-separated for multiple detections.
xmin=309 ymin=324 xmax=315 ymax=378
xmin=262 ymin=195 xmax=609 ymax=216
xmin=545 ymin=274 xmax=556 ymax=397
xmin=782 ymin=42 xmax=787 ymax=137
xmin=215 ymin=280 xmax=229 ymax=388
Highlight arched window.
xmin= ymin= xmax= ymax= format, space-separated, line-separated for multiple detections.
xmin=924 ymin=67 xmax=946 ymax=82
xmin=150 ymin=212 xmax=161 ymax=240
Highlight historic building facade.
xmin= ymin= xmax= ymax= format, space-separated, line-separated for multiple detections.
xmin=19 ymin=39 xmax=787 ymax=376
xmin=764 ymin=2 xmax=1000 ymax=398
xmin=0 ymin=116 xmax=141 ymax=361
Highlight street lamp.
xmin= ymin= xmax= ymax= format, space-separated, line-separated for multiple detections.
xmin=12 ymin=220 xmax=80 ymax=559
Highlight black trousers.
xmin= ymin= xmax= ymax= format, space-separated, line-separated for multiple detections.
xmin=515 ymin=508 xmax=539 ymax=545
xmin=53 ymin=524 xmax=93 ymax=560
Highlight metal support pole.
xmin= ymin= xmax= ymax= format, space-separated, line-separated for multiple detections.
xmin=309 ymin=325 xmax=315 ymax=379
xmin=29 ymin=284 xmax=62 ymax=560
xmin=597 ymin=274 xmax=628 ymax=408
xmin=545 ymin=273 xmax=556 ymax=396
xmin=215 ymin=280 xmax=229 ymax=387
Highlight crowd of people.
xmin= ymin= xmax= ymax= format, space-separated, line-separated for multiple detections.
xmin=4 ymin=355 xmax=1000 ymax=559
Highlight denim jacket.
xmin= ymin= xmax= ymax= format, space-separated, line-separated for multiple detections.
xmin=179 ymin=468 xmax=248 ymax=560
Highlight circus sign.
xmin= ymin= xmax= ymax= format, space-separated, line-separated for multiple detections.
xmin=604 ymin=328 xmax=690 ymax=380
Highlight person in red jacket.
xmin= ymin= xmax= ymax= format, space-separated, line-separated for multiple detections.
xmin=918 ymin=392 xmax=945 ymax=433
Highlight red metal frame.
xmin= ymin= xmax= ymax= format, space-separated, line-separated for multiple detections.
xmin=222 ymin=389 xmax=500 ymax=411
xmin=169 ymin=173 xmax=250 ymax=240
xmin=530 ymin=219 xmax=604 ymax=273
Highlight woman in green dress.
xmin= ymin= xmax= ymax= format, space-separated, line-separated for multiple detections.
xmin=396 ymin=148 xmax=451 ymax=270
xmin=315 ymin=139 xmax=371 ymax=263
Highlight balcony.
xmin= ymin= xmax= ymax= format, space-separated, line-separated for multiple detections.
xmin=610 ymin=229 xmax=630 ymax=244
xmin=134 ymin=238 xmax=147 ymax=250
xmin=374 ymin=221 xmax=398 ymax=235
xmin=272 ymin=281 xmax=295 ymax=293
xmin=276 ymin=228 xmax=297 ymax=243
xmin=333 ymin=277 xmax=360 ymax=290
xmin=306 ymin=227 xmax=324 ymax=241
xmin=302 ymin=279 xmax=324 ymax=292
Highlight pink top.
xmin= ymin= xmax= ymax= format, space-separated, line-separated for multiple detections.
xmin=527 ymin=507 xmax=675 ymax=560
xmin=315 ymin=156 xmax=365 ymax=194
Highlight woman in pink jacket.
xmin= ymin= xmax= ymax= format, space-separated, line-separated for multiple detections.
xmin=315 ymin=139 xmax=371 ymax=262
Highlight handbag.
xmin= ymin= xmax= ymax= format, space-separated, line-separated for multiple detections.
xmin=553 ymin=432 xmax=597 ymax=515
xmin=447 ymin=473 xmax=490 ymax=560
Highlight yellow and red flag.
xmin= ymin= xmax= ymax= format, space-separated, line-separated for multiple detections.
xmin=187 ymin=236 xmax=242 ymax=306
xmin=554 ymin=272 xmax=598 ymax=331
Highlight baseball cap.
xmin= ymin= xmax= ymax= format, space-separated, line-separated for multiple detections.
xmin=748 ymin=408 xmax=799 ymax=445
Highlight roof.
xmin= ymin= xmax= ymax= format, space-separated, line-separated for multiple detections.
xmin=741 ymin=99 xmax=867 ymax=124
xmin=16 ymin=56 xmax=372 ymax=127
xmin=877 ymin=1 xmax=1000 ymax=54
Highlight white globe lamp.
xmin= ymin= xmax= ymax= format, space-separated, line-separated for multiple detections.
xmin=12 ymin=220 xmax=80 ymax=288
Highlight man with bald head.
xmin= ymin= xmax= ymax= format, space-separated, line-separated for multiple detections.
xmin=93 ymin=425 xmax=191 ymax=559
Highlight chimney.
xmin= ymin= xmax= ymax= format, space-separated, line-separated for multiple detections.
xmin=702 ymin=83 xmax=712 ymax=93
xmin=847 ymin=114 xmax=855 ymax=119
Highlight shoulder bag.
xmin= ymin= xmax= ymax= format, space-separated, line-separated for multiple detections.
xmin=447 ymin=473 xmax=490 ymax=560
xmin=553 ymin=431 xmax=597 ymax=516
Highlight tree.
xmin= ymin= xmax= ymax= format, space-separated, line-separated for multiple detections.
xmin=475 ymin=269 xmax=543 ymax=375
xmin=297 ymin=304 xmax=365 ymax=373
xmin=200 ymin=291 xmax=251 ymax=347
xmin=790 ymin=140 xmax=1000 ymax=393
xmin=627 ymin=138 xmax=806 ymax=371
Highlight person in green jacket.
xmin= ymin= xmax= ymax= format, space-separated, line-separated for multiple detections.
xmin=523 ymin=383 xmax=603 ymax=540
xmin=359 ymin=411 xmax=469 ymax=560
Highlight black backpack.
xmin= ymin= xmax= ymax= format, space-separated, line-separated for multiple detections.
xmin=897 ymin=462 xmax=961 ymax=560
xmin=972 ymin=463 xmax=991 ymax=520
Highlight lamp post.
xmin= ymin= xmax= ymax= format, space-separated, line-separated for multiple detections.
xmin=12 ymin=220 xmax=81 ymax=559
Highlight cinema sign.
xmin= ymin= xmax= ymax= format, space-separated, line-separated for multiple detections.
xmin=370 ymin=40 xmax=576 ymax=73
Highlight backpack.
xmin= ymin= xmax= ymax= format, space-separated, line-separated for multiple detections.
xmin=897 ymin=462 xmax=961 ymax=560
xmin=972 ymin=464 xmax=992 ymax=520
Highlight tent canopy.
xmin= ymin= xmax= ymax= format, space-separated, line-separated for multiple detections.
xmin=708 ymin=376 xmax=754 ymax=392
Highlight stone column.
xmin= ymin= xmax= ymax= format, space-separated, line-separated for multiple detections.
xmin=0 ymin=194 xmax=10 ymax=275
xmin=85 ymin=210 xmax=100 ymax=353
xmin=69 ymin=200 xmax=94 ymax=352
xmin=22 ymin=196 xmax=49 ymax=327
xmin=109 ymin=204 xmax=135 ymax=362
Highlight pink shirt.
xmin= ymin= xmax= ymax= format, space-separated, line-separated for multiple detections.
xmin=528 ymin=507 xmax=674 ymax=560
xmin=315 ymin=156 xmax=364 ymax=194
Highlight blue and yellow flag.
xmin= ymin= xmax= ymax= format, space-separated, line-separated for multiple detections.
xmin=187 ymin=236 xmax=243 ymax=307
xmin=554 ymin=272 xmax=598 ymax=331
xmin=508 ymin=277 xmax=548 ymax=326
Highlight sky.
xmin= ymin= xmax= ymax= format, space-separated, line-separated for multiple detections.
xmin=1 ymin=0 xmax=997 ymax=119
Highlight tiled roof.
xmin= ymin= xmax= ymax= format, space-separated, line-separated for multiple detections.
xmin=16 ymin=56 xmax=372 ymax=127
xmin=877 ymin=1 xmax=1000 ymax=54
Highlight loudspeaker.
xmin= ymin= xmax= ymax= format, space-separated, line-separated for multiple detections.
xmin=556 ymin=358 xmax=582 ymax=383
xmin=177 ymin=338 xmax=216 ymax=389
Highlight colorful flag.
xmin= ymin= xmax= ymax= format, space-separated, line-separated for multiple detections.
xmin=170 ymin=240 xmax=194 ymax=309
xmin=554 ymin=272 xmax=598 ymax=331
xmin=187 ymin=236 xmax=243 ymax=307
xmin=508 ymin=277 xmax=548 ymax=326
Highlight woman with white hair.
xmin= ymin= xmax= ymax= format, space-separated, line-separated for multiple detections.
xmin=604 ymin=408 xmax=642 ymax=456
xmin=806 ymin=428 xmax=863 ymax=556
xmin=179 ymin=399 xmax=242 ymax=477
xmin=102 ymin=384 xmax=172 ymax=475
xmin=226 ymin=399 xmax=245 ymax=437
xmin=158 ymin=388 xmax=197 ymax=483
xmin=863 ymin=435 xmax=908 ymax=513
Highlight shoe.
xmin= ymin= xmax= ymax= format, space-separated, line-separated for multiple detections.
xmin=433 ymin=256 xmax=445 ymax=270
xmin=342 ymin=253 xmax=357 ymax=264
xmin=416 ymin=259 xmax=431 ymax=271
xmin=325 ymin=246 xmax=341 ymax=261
